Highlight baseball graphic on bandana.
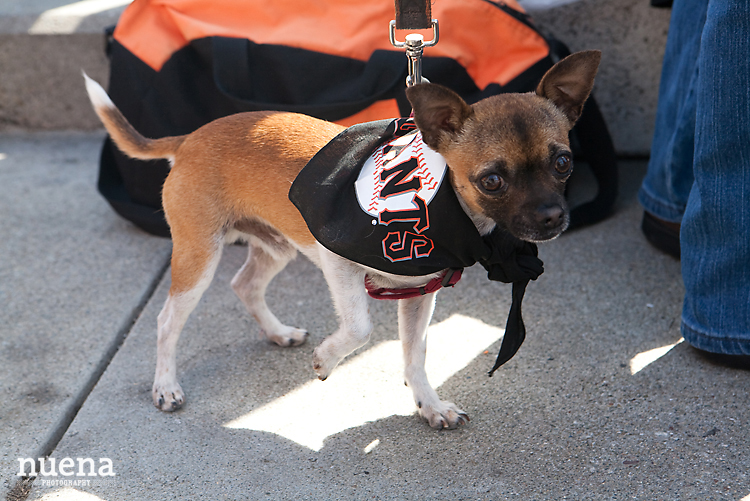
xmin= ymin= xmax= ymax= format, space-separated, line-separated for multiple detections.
xmin=355 ymin=131 xmax=447 ymax=223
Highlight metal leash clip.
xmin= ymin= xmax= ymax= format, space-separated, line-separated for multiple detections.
xmin=388 ymin=19 xmax=439 ymax=87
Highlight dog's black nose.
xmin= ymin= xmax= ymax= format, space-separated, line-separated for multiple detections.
xmin=538 ymin=205 xmax=565 ymax=229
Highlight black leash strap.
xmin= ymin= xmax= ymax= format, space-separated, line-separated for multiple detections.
xmin=394 ymin=0 xmax=432 ymax=30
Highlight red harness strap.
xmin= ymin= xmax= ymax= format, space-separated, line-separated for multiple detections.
xmin=365 ymin=268 xmax=463 ymax=300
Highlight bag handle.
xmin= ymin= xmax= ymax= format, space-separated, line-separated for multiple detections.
xmin=211 ymin=37 xmax=406 ymax=122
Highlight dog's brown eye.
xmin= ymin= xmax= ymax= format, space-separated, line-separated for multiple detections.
xmin=555 ymin=155 xmax=572 ymax=175
xmin=480 ymin=173 xmax=504 ymax=192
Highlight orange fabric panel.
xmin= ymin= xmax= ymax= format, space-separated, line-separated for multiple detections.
xmin=114 ymin=0 xmax=548 ymax=89
xmin=433 ymin=1 xmax=549 ymax=89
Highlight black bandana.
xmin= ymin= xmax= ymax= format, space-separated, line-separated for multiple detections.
xmin=289 ymin=118 xmax=543 ymax=374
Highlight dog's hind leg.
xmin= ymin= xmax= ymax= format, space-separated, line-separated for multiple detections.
xmin=153 ymin=235 xmax=223 ymax=412
xmin=398 ymin=293 xmax=469 ymax=429
xmin=231 ymin=240 xmax=308 ymax=347
xmin=311 ymin=247 xmax=372 ymax=380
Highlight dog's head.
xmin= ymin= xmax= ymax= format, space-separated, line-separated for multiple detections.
xmin=406 ymin=50 xmax=601 ymax=242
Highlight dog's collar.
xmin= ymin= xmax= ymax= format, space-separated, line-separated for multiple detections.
xmin=364 ymin=268 xmax=463 ymax=300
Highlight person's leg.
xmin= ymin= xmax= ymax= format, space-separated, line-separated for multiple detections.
xmin=638 ymin=0 xmax=709 ymax=258
xmin=638 ymin=0 xmax=708 ymax=225
xmin=680 ymin=0 xmax=750 ymax=356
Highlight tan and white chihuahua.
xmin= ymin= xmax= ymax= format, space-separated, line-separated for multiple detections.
xmin=84 ymin=50 xmax=600 ymax=429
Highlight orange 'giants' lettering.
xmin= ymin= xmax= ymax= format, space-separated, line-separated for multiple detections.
xmin=382 ymin=231 xmax=434 ymax=262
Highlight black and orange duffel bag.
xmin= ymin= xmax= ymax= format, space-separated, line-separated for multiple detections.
xmin=98 ymin=0 xmax=617 ymax=237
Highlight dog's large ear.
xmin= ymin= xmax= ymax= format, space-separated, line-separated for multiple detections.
xmin=406 ymin=83 xmax=474 ymax=150
xmin=536 ymin=50 xmax=601 ymax=125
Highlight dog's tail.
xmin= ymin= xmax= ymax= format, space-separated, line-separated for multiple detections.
xmin=83 ymin=72 xmax=184 ymax=163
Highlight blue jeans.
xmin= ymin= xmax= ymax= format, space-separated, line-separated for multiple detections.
xmin=638 ymin=0 xmax=750 ymax=354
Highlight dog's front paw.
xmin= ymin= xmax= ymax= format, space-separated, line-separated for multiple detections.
xmin=261 ymin=326 xmax=308 ymax=347
xmin=311 ymin=343 xmax=343 ymax=381
xmin=419 ymin=401 xmax=470 ymax=430
xmin=152 ymin=380 xmax=184 ymax=412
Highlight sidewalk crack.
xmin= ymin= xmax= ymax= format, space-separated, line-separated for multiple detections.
xmin=6 ymin=252 xmax=171 ymax=501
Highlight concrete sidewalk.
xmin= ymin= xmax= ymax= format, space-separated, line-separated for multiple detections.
xmin=0 ymin=132 xmax=171 ymax=499
xmin=1 ymin=130 xmax=748 ymax=500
